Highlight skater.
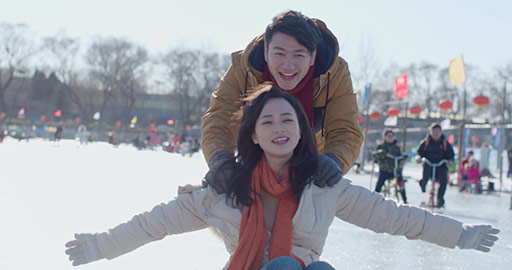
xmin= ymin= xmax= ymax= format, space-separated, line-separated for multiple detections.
xmin=149 ymin=127 xmax=157 ymax=149
xmin=107 ymin=131 xmax=117 ymax=146
xmin=416 ymin=123 xmax=455 ymax=208
xmin=372 ymin=129 xmax=408 ymax=203
xmin=459 ymin=155 xmax=483 ymax=193
xmin=75 ymin=125 xmax=89 ymax=145
xmin=200 ymin=10 xmax=363 ymax=193
xmin=54 ymin=125 xmax=63 ymax=141
xmin=479 ymin=142 xmax=495 ymax=179
xmin=65 ymin=85 xmax=499 ymax=269
xmin=0 ymin=127 xmax=6 ymax=143
xmin=508 ymin=145 xmax=512 ymax=178
xmin=457 ymin=151 xmax=474 ymax=186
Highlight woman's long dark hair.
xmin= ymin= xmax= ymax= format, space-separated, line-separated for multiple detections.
xmin=226 ymin=84 xmax=318 ymax=206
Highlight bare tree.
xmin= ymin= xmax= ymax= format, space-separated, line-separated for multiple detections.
xmin=86 ymin=37 xmax=149 ymax=124
xmin=0 ymin=22 xmax=34 ymax=115
xmin=117 ymin=48 xmax=149 ymax=125
xmin=352 ymin=36 xmax=381 ymax=107
xmin=402 ymin=63 xmax=421 ymax=104
xmin=494 ymin=63 xmax=512 ymax=123
xmin=41 ymin=30 xmax=88 ymax=119
xmin=193 ymin=52 xmax=230 ymax=122
xmin=463 ymin=66 xmax=494 ymax=120
xmin=417 ymin=61 xmax=438 ymax=116
xmin=435 ymin=67 xmax=459 ymax=115
xmin=370 ymin=62 xmax=401 ymax=113
xmin=160 ymin=48 xmax=199 ymax=128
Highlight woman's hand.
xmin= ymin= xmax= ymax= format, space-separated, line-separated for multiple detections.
xmin=65 ymin=233 xmax=103 ymax=266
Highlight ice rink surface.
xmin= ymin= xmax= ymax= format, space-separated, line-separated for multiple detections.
xmin=1 ymin=138 xmax=511 ymax=269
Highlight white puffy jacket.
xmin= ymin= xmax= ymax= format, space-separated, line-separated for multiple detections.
xmin=94 ymin=178 xmax=463 ymax=268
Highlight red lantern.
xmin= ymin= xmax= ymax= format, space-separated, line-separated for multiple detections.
xmin=149 ymin=123 xmax=156 ymax=130
xmin=0 ymin=112 xmax=5 ymax=119
xmin=409 ymin=105 xmax=422 ymax=115
xmin=471 ymin=136 xmax=479 ymax=144
xmin=439 ymin=100 xmax=453 ymax=111
xmin=448 ymin=134 xmax=455 ymax=144
xmin=387 ymin=108 xmax=400 ymax=117
xmin=53 ymin=109 xmax=62 ymax=118
xmin=115 ymin=121 xmax=122 ymax=127
xmin=357 ymin=115 xmax=363 ymax=123
xmin=473 ymin=95 xmax=489 ymax=110
xmin=40 ymin=115 xmax=46 ymax=121
xmin=74 ymin=117 xmax=81 ymax=123
xmin=185 ymin=125 xmax=192 ymax=131
xmin=167 ymin=119 xmax=174 ymax=125
xmin=369 ymin=112 xmax=381 ymax=121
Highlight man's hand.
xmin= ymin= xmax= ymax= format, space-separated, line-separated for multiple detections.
xmin=203 ymin=151 xmax=236 ymax=194
xmin=416 ymin=156 xmax=422 ymax=164
xmin=178 ymin=184 xmax=203 ymax=194
xmin=315 ymin=154 xmax=343 ymax=187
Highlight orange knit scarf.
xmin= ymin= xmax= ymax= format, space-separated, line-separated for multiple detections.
xmin=227 ymin=156 xmax=304 ymax=270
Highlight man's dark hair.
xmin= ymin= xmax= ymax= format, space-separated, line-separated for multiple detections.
xmin=383 ymin=129 xmax=394 ymax=136
xmin=430 ymin=122 xmax=442 ymax=130
xmin=264 ymin=10 xmax=322 ymax=53
xmin=226 ymin=83 xmax=318 ymax=206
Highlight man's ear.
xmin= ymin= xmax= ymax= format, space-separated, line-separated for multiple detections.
xmin=310 ymin=48 xmax=317 ymax=66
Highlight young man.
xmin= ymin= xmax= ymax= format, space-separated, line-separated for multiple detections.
xmin=201 ymin=10 xmax=362 ymax=192
xmin=372 ymin=129 xmax=407 ymax=203
xmin=416 ymin=123 xmax=455 ymax=208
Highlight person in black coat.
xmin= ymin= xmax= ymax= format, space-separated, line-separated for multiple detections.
xmin=416 ymin=123 xmax=455 ymax=208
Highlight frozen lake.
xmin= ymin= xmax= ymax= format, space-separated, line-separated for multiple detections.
xmin=1 ymin=138 xmax=511 ymax=269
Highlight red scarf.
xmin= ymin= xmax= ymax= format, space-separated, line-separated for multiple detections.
xmin=263 ymin=64 xmax=315 ymax=128
xmin=227 ymin=156 xmax=304 ymax=270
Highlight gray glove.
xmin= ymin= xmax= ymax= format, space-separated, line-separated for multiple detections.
xmin=203 ymin=151 xmax=236 ymax=194
xmin=457 ymin=224 xmax=500 ymax=252
xmin=65 ymin=233 xmax=103 ymax=266
xmin=315 ymin=154 xmax=343 ymax=187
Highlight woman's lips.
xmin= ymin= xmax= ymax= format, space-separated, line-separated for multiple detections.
xmin=272 ymin=137 xmax=289 ymax=145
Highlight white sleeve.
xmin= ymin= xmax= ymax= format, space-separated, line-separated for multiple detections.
xmin=334 ymin=179 xmax=463 ymax=248
xmin=95 ymin=191 xmax=210 ymax=260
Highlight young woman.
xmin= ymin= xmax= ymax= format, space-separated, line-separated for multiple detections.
xmin=65 ymin=85 xmax=499 ymax=269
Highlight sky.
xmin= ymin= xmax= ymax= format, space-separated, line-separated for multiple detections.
xmin=1 ymin=0 xmax=511 ymax=75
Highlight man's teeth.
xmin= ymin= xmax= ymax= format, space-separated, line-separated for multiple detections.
xmin=281 ymin=72 xmax=295 ymax=77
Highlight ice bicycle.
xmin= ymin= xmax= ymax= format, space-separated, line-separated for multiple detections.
xmin=420 ymin=158 xmax=448 ymax=209
xmin=380 ymin=153 xmax=408 ymax=203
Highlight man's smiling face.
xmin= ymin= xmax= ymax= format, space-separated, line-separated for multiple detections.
xmin=264 ymin=32 xmax=316 ymax=90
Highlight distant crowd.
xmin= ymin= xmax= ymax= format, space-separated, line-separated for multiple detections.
xmin=0 ymin=124 xmax=201 ymax=157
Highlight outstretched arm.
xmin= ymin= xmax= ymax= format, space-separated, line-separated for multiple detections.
xmin=334 ymin=180 xmax=499 ymax=251
xmin=65 ymin=191 xmax=209 ymax=266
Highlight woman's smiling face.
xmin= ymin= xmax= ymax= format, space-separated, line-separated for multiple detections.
xmin=251 ymin=97 xmax=301 ymax=163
